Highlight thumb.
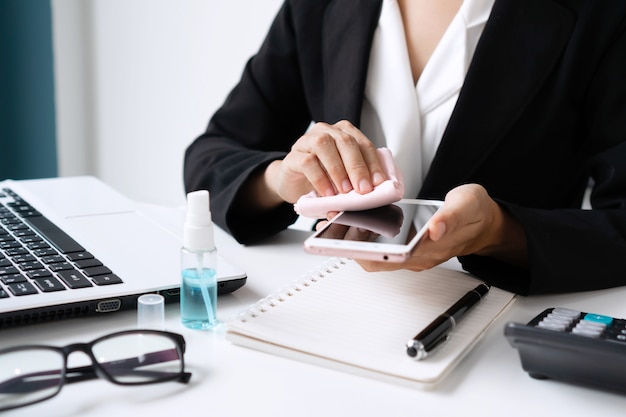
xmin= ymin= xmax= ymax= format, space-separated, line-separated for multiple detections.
xmin=429 ymin=219 xmax=446 ymax=241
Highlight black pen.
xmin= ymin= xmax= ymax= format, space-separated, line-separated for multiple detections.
xmin=406 ymin=283 xmax=490 ymax=360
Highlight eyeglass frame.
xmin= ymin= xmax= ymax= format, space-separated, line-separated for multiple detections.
xmin=0 ymin=329 xmax=192 ymax=411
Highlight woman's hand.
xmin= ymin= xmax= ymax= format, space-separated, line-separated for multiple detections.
xmin=357 ymin=184 xmax=528 ymax=272
xmin=260 ymin=120 xmax=387 ymax=207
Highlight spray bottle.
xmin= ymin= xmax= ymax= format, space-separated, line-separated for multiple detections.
xmin=181 ymin=190 xmax=218 ymax=329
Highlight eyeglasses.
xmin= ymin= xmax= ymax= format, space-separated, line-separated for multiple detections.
xmin=0 ymin=329 xmax=192 ymax=411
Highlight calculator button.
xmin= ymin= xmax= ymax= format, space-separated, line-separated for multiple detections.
xmin=552 ymin=307 xmax=581 ymax=317
xmin=547 ymin=312 xmax=574 ymax=321
xmin=538 ymin=321 xmax=568 ymax=331
xmin=583 ymin=313 xmax=613 ymax=325
xmin=572 ymin=317 xmax=607 ymax=338
xmin=546 ymin=313 xmax=576 ymax=326
xmin=544 ymin=316 xmax=571 ymax=326
xmin=572 ymin=327 xmax=603 ymax=338
xmin=536 ymin=310 xmax=578 ymax=332
xmin=577 ymin=320 xmax=606 ymax=330
xmin=575 ymin=323 xmax=606 ymax=337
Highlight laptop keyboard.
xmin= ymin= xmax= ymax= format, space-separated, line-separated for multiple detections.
xmin=0 ymin=188 xmax=123 ymax=299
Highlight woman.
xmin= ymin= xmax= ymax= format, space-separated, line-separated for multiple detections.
xmin=184 ymin=0 xmax=626 ymax=295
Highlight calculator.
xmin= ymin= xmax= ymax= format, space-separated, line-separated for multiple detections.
xmin=505 ymin=307 xmax=626 ymax=394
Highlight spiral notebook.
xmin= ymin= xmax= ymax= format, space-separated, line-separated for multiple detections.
xmin=226 ymin=258 xmax=516 ymax=388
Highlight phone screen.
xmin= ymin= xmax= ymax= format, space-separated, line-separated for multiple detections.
xmin=315 ymin=201 xmax=439 ymax=244
xmin=305 ymin=199 xmax=443 ymax=261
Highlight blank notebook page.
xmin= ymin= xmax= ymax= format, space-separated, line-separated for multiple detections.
xmin=226 ymin=258 xmax=516 ymax=388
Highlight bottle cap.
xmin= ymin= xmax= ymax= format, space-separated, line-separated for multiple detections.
xmin=137 ymin=293 xmax=165 ymax=330
xmin=184 ymin=190 xmax=215 ymax=251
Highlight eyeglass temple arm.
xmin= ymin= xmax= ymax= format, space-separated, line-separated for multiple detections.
xmin=0 ymin=367 xmax=68 ymax=394
xmin=0 ymin=348 xmax=190 ymax=393
xmin=88 ymin=349 xmax=191 ymax=384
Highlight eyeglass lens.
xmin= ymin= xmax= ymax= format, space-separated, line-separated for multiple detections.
xmin=0 ymin=331 xmax=184 ymax=411
xmin=94 ymin=332 xmax=183 ymax=384
xmin=0 ymin=348 xmax=65 ymax=409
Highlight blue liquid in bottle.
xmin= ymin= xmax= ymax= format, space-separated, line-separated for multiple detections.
xmin=181 ymin=267 xmax=217 ymax=329
xmin=181 ymin=190 xmax=218 ymax=330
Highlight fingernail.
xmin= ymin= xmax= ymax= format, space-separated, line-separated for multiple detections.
xmin=359 ymin=179 xmax=372 ymax=193
xmin=342 ymin=180 xmax=353 ymax=193
xmin=372 ymin=172 xmax=384 ymax=185
xmin=324 ymin=188 xmax=335 ymax=197
xmin=432 ymin=222 xmax=446 ymax=241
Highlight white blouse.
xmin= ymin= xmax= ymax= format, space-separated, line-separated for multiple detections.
xmin=360 ymin=0 xmax=495 ymax=198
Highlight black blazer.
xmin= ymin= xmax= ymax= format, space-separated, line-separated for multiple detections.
xmin=184 ymin=0 xmax=626 ymax=295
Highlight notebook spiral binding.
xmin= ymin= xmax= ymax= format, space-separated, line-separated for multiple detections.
xmin=234 ymin=257 xmax=349 ymax=323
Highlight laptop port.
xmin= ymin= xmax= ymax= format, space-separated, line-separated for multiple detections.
xmin=96 ymin=299 xmax=122 ymax=313
xmin=162 ymin=288 xmax=180 ymax=297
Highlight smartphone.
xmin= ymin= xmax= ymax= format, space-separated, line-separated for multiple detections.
xmin=303 ymin=199 xmax=443 ymax=262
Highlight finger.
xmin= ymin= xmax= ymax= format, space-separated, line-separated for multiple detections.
xmin=293 ymin=121 xmax=385 ymax=196
xmin=318 ymin=223 xmax=349 ymax=239
xmin=312 ymin=126 xmax=365 ymax=194
xmin=315 ymin=220 xmax=329 ymax=231
xmin=343 ymin=227 xmax=377 ymax=242
xmin=357 ymin=259 xmax=415 ymax=273
xmin=428 ymin=220 xmax=447 ymax=241
xmin=333 ymin=121 xmax=386 ymax=191
xmin=296 ymin=150 xmax=338 ymax=197
xmin=429 ymin=188 xmax=470 ymax=235
xmin=305 ymin=120 xmax=384 ymax=194
xmin=295 ymin=123 xmax=352 ymax=194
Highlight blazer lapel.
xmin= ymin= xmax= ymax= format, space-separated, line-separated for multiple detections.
xmin=421 ymin=0 xmax=575 ymax=197
xmin=322 ymin=0 xmax=382 ymax=123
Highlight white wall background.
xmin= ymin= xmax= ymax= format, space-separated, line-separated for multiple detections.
xmin=51 ymin=0 xmax=283 ymax=207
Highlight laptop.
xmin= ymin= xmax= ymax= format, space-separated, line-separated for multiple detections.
xmin=0 ymin=176 xmax=246 ymax=328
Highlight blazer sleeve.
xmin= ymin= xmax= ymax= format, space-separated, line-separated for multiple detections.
xmin=184 ymin=1 xmax=320 ymax=244
xmin=459 ymin=19 xmax=626 ymax=295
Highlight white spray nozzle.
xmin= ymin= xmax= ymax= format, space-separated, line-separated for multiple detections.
xmin=184 ymin=190 xmax=215 ymax=251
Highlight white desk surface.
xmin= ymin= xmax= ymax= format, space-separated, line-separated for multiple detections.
xmin=3 ymin=211 xmax=626 ymax=417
